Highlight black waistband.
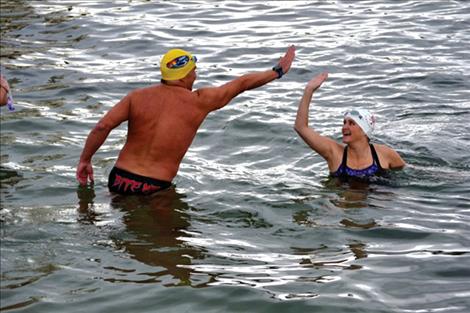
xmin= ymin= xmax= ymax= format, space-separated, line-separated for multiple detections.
xmin=108 ymin=167 xmax=172 ymax=195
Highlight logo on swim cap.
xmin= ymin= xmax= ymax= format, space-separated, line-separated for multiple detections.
xmin=344 ymin=108 xmax=376 ymax=137
xmin=160 ymin=49 xmax=197 ymax=81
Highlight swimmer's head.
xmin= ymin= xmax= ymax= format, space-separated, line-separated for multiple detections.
xmin=160 ymin=49 xmax=197 ymax=81
xmin=343 ymin=108 xmax=375 ymax=137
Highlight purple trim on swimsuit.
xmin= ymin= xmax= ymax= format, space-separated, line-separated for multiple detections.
xmin=332 ymin=163 xmax=379 ymax=178
xmin=331 ymin=144 xmax=383 ymax=178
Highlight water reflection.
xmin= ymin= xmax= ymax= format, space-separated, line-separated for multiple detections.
xmin=323 ymin=177 xmax=372 ymax=209
xmin=290 ymin=179 xmax=379 ymax=275
xmin=322 ymin=174 xmax=401 ymax=209
xmin=76 ymin=185 xmax=98 ymax=224
xmin=0 ymin=166 xmax=22 ymax=204
xmin=291 ymin=209 xmax=371 ymax=272
xmin=77 ymin=187 xmax=209 ymax=287
xmin=0 ymin=166 xmax=22 ymax=186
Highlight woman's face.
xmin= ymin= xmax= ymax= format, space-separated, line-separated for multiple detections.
xmin=342 ymin=118 xmax=365 ymax=143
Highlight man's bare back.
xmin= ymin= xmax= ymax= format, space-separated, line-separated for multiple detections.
xmin=116 ymin=84 xmax=210 ymax=181
xmin=76 ymin=46 xmax=295 ymax=194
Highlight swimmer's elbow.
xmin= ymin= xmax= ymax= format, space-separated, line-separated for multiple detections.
xmin=294 ymin=123 xmax=308 ymax=135
xmin=397 ymin=160 xmax=406 ymax=169
xmin=391 ymin=156 xmax=406 ymax=170
xmin=93 ymin=120 xmax=114 ymax=134
xmin=293 ymin=125 xmax=301 ymax=134
xmin=391 ymin=163 xmax=405 ymax=170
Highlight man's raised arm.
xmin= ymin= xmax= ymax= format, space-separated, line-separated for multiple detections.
xmin=196 ymin=45 xmax=295 ymax=111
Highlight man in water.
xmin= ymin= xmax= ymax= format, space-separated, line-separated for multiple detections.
xmin=77 ymin=46 xmax=296 ymax=194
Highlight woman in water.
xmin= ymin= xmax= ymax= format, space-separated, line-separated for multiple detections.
xmin=294 ymin=72 xmax=405 ymax=180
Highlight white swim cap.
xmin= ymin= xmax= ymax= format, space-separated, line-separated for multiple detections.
xmin=343 ymin=108 xmax=376 ymax=137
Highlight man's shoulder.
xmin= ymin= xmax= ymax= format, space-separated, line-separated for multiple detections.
xmin=135 ymin=83 xmax=163 ymax=93
xmin=129 ymin=84 xmax=179 ymax=100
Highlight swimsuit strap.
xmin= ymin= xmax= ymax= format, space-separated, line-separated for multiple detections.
xmin=369 ymin=144 xmax=383 ymax=170
xmin=338 ymin=144 xmax=379 ymax=173
xmin=335 ymin=146 xmax=349 ymax=176
xmin=332 ymin=144 xmax=384 ymax=178
xmin=341 ymin=145 xmax=348 ymax=168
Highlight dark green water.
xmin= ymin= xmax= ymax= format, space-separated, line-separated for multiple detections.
xmin=1 ymin=1 xmax=469 ymax=312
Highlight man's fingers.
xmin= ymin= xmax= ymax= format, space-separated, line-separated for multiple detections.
xmin=78 ymin=176 xmax=87 ymax=186
xmin=279 ymin=45 xmax=295 ymax=74
xmin=88 ymin=166 xmax=94 ymax=182
xmin=76 ymin=166 xmax=91 ymax=186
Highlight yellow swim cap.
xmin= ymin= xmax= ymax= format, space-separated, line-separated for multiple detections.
xmin=160 ymin=49 xmax=197 ymax=81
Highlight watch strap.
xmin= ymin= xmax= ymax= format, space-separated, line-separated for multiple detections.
xmin=272 ymin=64 xmax=284 ymax=79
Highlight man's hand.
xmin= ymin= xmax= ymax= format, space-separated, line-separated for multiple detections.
xmin=76 ymin=161 xmax=94 ymax=186
xmin=278 ymin=45 xmax=296 ymax=75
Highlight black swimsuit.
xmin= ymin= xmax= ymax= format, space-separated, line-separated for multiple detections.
xmin=108 ymin=167 xmax=172 ymax=195
xmin=331 ymin=144 xmax=385 ymax=179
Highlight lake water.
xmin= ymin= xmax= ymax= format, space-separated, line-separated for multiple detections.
xmin=1 ymin=1 xmax=470 ymax=312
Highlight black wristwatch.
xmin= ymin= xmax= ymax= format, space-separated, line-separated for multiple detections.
xmin=272 ymin=64 xmax=284 ymax=79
